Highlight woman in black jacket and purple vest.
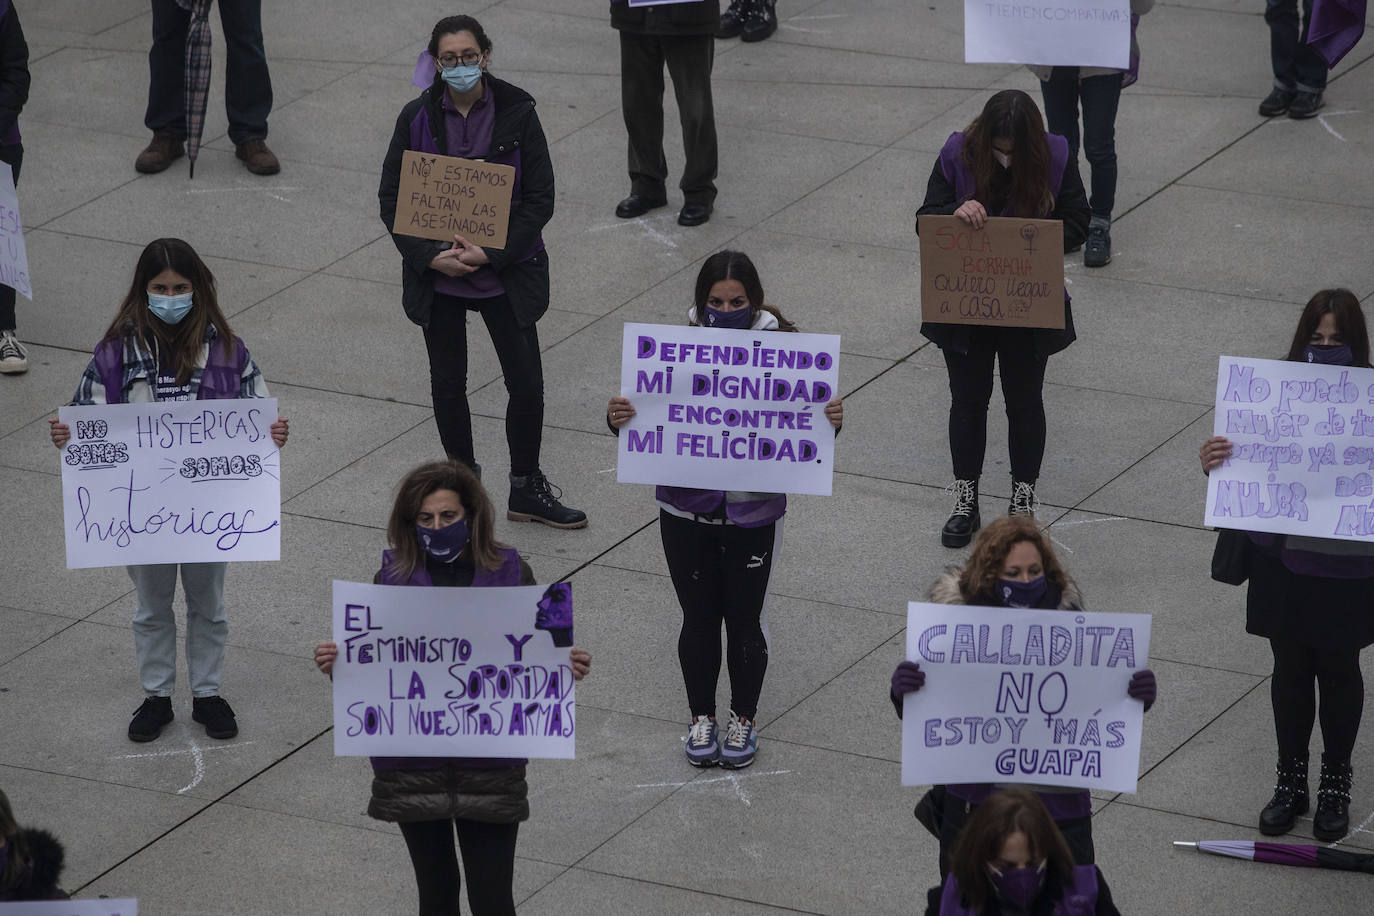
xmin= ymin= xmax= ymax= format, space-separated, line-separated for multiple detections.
xmin=379 ymin=15 xmax=585 ymax=531
xmin=315 ymin=460 xmax=590 ymax=916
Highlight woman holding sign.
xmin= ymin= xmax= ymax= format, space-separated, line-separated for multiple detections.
xmin=915 ymin=90 xmax=1089 ymax=548
xmin=890 ymin=517 xmax=1154 ymax=915
xmin=1200 ymin=288 xmax=1372 ymax=843
xmin=607 ymin=250 xmax=843 ymax=770
xmin=48 ymin=238 xmax=289 ymax=744
xmin=379 ymin=14 xmax=586 ymax=530
xmin=314 ymin=460 xmax=591 ymax=916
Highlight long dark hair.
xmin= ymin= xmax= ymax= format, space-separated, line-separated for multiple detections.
xmin=428 ymin=15 xmax=493 ymax=58
xmin=949 ymin=789 xmax=1076 ymax=913
xmin=101 ymin=238 xmax=235 ymax=386
xmin=1284 ymin=288 xmax=1371 ymax=367
xmin=962 ymin=90 xmax=1055 ymax=218
xmin=959 ymin=517 xmax=1070 ymax=604
xmin=690 ymin=250 xmax=797 ymax=332
xmin=385 ymin=460 xmax=508 ymax=579
xmin=0 ymin=788 xmax=28 ymax=892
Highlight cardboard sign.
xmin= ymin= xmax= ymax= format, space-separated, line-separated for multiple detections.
xmin=393 ymin=150 xmax=515 ymax=248
xmin=0 ymin=901 xmax=138 ymax=915
xmin=901 ymin=602 xmax=1151 ymax=793
xmin=58 ymin=399 xmax=281 ymax=569
xmin=964 ymin=0 xmax=1131 ymax=68
xmin=1206 ymin=356 xmax=1374 ymax=541
xmin=617 ymin=322 xmax=840 ymax=496
xmin=919 ymin=215 xmax=1065 ymax=330
xmin=0 ymin=161 xmax=31 ymax=299
xmin=332 ymin=580 xmax=577 ymax=758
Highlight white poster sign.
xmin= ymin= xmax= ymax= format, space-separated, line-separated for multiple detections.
xmin=332 ymin=580 xmax=577 ymax=758
xmin=901 ymin=602 xmax=1151 ymax=793
xmin=617 ymin=322 xmax=839 ymax=496
xmin=964 ymin=0 xmax=1131 ymax=68
xmin=58 ymin=399 xmax=281 ymax=569
xmin=0 ymin=161 xmax=31 ymax=298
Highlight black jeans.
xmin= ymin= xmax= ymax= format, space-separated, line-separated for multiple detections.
xmin=1039 ymin=68 xmax=1123 ymax=222
xmin=423 ymin=292 xmax=544 ymax=477
xmin=1265 ymin=0 xmax=1328 ymax=92
xmin=942 ymin=328 xmax=1050 ymax=482
xmin=0 ymin=142 xmax=19 ymax=330
xmin=398 ymin=818 xmax=519 ymax=916
xmin=146 ymin=0 xmax=273 ymax=144
xmin=1271 ymin=639 xmax=1363 ymax=762
xmin=659 ymin=510 xmax=777 ymax=720
xmin=619 ymin=31 xmax=717 ymax=206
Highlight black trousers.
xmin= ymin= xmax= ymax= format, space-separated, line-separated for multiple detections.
xmin=0 ymin=142 xmax=19 ymax=330
xmin=659 ymin=509 xmax=777 ymax=719
xmin=1271 ymin=638 xmax=1364 ymax=762
xmin=398 ymin=818 xmax=519 ymax=916
xmin=619 ymin=31 xmax=717 ymax=206
xmin=422 ymin=292 xmax=543 ymax=477
xmin=942 ymin=327 xmax=1050 ymax=482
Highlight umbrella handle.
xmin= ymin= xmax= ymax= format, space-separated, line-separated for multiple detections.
xmin=1172 ymin=842 xmax=1198 ymax=848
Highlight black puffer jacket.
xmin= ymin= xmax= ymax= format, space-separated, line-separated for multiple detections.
xmin=0 ymin=829 xmax=69 ymax=901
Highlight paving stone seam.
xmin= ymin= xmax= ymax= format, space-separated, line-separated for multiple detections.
xmin=522 ymin=863 xmax=830 ymax=914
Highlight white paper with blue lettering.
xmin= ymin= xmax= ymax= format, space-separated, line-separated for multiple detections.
xmin=964 ymin=0 xmax=1130 ymax=68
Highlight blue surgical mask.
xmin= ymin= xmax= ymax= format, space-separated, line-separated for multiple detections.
xmin=705 ymin=306 xmax=752 ymax=329
xmin=148 ymin=292 xmax=194 ymax=325
xmin=417 ymin=517 xmax=469 ymax=563
xmin=999 ymin=575 xmax=1048 ymax=609
xmin=441 ymin=64 xmax=482 ymax=94
xmin=1305 ymin=344 xmax=1353 ymax=366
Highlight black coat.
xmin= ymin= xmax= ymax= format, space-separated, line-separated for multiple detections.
xmin=0 ymin=2 xmax=29 ymax=141
xmin=610 ymin=0 xmax=720 ymax=35
xmin=0 ymin=829 xmax=68 ymax=902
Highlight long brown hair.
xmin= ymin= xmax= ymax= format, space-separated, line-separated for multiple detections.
xmin=102 ymin=238 xmax=236 ymax=386
xmin=958 ymin=516 xmax=1069 ymax=603
xmin=0 ymin=788 xmax=28 ymax=892
xmin=1283 ymin=288 xmax=1371 ymax=368
xmin=691 ymin=250 xmax=798 ymax=332
xmin=384 ymin=461 xmax=508 ymax=579
xmin=962 ymin=90 xmax=1055 ymax=219
xmin=949 ymin=789 xmax=1076 ymax=913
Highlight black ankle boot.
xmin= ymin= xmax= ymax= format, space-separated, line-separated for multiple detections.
xmin=508 ymin=470 xmax=588 ymax=530
xmin=1009 ymin=479 xmax=1037 ymax=517
xmin=1259 ymin=754 xmax=1309 ymax=835
xmin=1313 ymin=755 xmax=1353 ymax=841
xmin=941 ymin=478 xmax=980 ymax=548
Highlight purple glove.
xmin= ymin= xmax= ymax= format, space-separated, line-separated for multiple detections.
xmin=1128 ymin=669 xmax=1156 ymax=712
xmin=891 ymin=661 xmax=926 ymax=697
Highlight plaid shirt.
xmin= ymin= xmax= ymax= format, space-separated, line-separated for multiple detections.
xmin=71 ymin=327 xmax=268 ymax=405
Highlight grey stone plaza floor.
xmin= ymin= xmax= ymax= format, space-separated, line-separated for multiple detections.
xmin=2 ymin=0 xmax=1374 ymax=912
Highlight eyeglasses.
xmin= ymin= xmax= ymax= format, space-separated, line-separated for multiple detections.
xmin=437 ymin=52 xmax=482 ymax=69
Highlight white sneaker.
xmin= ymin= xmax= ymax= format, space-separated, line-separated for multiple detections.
xmin=0 ymin=329 xmax=26 ymax=374
xmin=719 ymin=710 xmax=758 ymax=769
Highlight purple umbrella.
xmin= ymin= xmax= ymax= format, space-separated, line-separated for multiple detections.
xmin=180 ymin=0 xmax=213 ymax=178
xmin=1174 ymin=840 xmax=1374 ymax=873
xmin=1308 ymin=0 xmax=1366 ymax=68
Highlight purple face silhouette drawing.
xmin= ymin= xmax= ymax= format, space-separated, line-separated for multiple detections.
xmin=535 ymin=583 xmax=573 ymax=648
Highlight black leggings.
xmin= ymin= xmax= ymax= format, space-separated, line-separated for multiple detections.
xmin=659 ymin=509 xmax=778 ymax=720
xmin=1270 ymin=639 xmax=1364 ymax=762
xmin=422 ymin=292 xmax=543 ymax=477
xmin=942 ymin=327 xmax=1050 ymax=481
xmin=397 ymin=818 xmax=519 ymax=916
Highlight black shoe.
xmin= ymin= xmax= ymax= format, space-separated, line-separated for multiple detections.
xmin=128 ymin=696 xmax=174 ymax=743
xmin=1083 ymin=226 xmax=1111 ymax=267
xmin=678 ymin=203 xmax=712 ymax=227
xmin=192 ymin=696 xmax=239 ymax=739
xmin=615 ymin=193 xmax=667 ymax=219
xmin=1258 ymin=755 xmax=1309 ymax=835
xmin=1258 ymin=87 xmax=1295 ymax=117
xmin=1008 ymin=479 xmax=1037 ymax=517
xmin=1313 ymin=756 xmax=1353 ymax=841
xmin=508 ymin=471 xmax=588 ymax=529
xmin=716 ymin=0 xmax=749 ymax=38
xmin=941 ymin=478 xmax=980 ymax=548
xmin=740 ymin=0 xmax=778 ymax=42
xmin=1288 ymin=91 xmax=1325 ymax=120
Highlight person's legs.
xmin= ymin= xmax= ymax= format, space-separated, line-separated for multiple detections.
xmin=218 ymin=0 xmax=274 ymax=144
xmin=477 ymin=295 xmax=543 ymax=478
xmin=1313 ymin=647 xmax=1363 ymax=762
xmin=128 ymin=564 xmax=181 ymax=696
xmin=1270 ymin=639 xmax=1318 ymax=758
xmin=180 ymin=562 xmax=229 ymax=698
xmin=422 ymin=293 xmax=477 ymax=469
xmin=398 ymin=819 xmax=462 ymax=915
xmin=942 ymin=333 xmax=998 ymax=480
xmin=0 ymin=143 xmax=22 ymax=373
xmin=660 ymin=510 xmax=726 ymax=717
xmin=454 ymin=819 xmax=519 ymax=916
xmin=995 ymin=331 xmax=1050 ymax=484
xmin=619 ymin=31 xmax=669 ymax=201
xmin=145 ymin=0 xmax=189 ymax=136
xmin=662 ymin=34 xmax=718 ymax=209
xmin=1265 ymin=0 xmax=1301 ymax=89
xmin=1077 ymin=72 xmax=1123 ymax=223
xmin=1038 ymin=67 xmax=1082 ymax=159
xmin=717 ymin=520 xmax=779 ymax=721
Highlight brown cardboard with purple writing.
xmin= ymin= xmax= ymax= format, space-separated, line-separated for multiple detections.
xmin=919 ymin=215 xmax=1065 ymax=330
xmin=395 ymin=150 xmax=515 ymax=248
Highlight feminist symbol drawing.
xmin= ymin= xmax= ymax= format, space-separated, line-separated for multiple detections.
xmin=1020 ymin=223 xmax=1038 ymax=255
xmin=417 ymin=155 xmax=436 ymax=189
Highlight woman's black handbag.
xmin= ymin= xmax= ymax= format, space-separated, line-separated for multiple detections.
xmin=1210 ymin=528 xmax=1251 ymax=585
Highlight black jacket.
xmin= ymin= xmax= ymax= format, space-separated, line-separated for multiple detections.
xmin=379 ymin=75 xmax=553 ymax=329
xmin=0 ymin=829 xmax=68 ymax=901
xmin=0 ymin=2 xmax=29 ymax=142
xmin=610 ymin=0 xmax=720 ymax=35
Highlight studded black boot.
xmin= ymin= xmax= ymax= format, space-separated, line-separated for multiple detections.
xmin=941 ymin=478 xmax=980 ymax=548
xmin=1258 ymin=754 xmax=1309 ymax=836
xmin=1313 ymin=755 xmax=1353 ymax=841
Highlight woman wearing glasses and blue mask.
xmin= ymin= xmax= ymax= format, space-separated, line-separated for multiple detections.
xmin=380 ymin=15 xmax=586 ymax=531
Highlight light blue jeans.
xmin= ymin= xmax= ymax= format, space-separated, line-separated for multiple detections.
xmin=127 ymin=562 xmax=228 ymax=698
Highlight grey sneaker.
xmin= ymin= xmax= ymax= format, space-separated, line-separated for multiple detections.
xmin=685 ymin=715 xmax=720 ymax=767
xmin=1083 ymin=225 xmax=1111 ymax=267
xmin=719 ymin=711 xmax=759 ymax=769
xmin=0 ymin=329 xmax=26 ymax=374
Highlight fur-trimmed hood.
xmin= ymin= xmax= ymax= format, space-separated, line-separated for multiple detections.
xmin=927 ymin=565 xmax=1085 ymax=610
xmin=0 ymin=828 xmax=68 ymax=901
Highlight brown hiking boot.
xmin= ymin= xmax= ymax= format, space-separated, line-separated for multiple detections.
xmin=135 ymin=132 xmax=185 ymax=174
xmin=235 ymin=138 xmax=280 ymax=175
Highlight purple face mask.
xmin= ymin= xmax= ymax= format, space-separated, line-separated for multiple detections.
xmin=989 ymin=863 xmax=1046 ymax=910
xmin=705 ymin=306 xmax=752 ymax=329
xmin=998 ymin=575 xmax=1048 ymax=609
xmin=416 ymin=517 xmax=469 ymax=563
xmin=1305 ymin=344 xmax=1353 ymax=366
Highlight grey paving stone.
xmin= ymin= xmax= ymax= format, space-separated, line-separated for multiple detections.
xmin=519 ymin=866 xmax=819 ymax=916
xmin=0 ymin=344 xmax=89 ymax=440
xmin=0 ymin=605 xmax=71 ymax=663
xmin=1078 ymin=411 xmax=1218 ymax=527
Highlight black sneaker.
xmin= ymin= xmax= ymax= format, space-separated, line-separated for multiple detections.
xmin=716 ymin=0 xmax=749 ymax=38
xmin=508 ymin=471 xmax=588 ymax=529
xmin=1083 ymin=226 xmax=1111 ymax=267
xmin=1258 ymin=87 xmax=1295 ymax=117
xmin=192 ymin=696 xmax=239 ymax=739
xmin=1288 ymin=91 xmax=1325 ymax=120
xmin=128 ymin=696 xmax=174 ymax=743
xmin=740 ymin=0 xmax=778 ymax=42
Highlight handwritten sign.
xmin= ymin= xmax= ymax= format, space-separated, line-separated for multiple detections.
xmin=0 ymin=162 xmax=31 ymax=299
xmin=393 ymin=150 xmax=514 ymax=248
xmin=901 ymin=602 xmax=1151 ymax=793
xmin=332 ymin=580 xmax=576 ymax=758
xmin=964 ymin=0 xmax=1130 ymax=68
xmin=1205 ymin=356 xmax=1374 ymax=541
xmin=57 ymin=399 xmax=281 ymax=569
xmin=0 ymin=901 xmax=138 ymax=915
xmin=919 ymin=215 xmax=1064 ymax=330
xmin=617 ymin=322 xmax=839 ymax=496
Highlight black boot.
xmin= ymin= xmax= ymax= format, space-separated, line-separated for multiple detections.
xmin=740 ymin=0 xmax=778 ymax=41
xmin=1313 ymin=755 xmax=1353 ymax=841
xmin=941 ymin=478 xmax=980 ymax=548
xmin=716 ymin=0 xmax=750 ymax=38
xmin=508 ymin=470 xmax=588 ymax=529
xmin=1009 ymin=479 xmax=1037 ymax=517
xmin=1258 ymin=754 xmax=1309 ymax=836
